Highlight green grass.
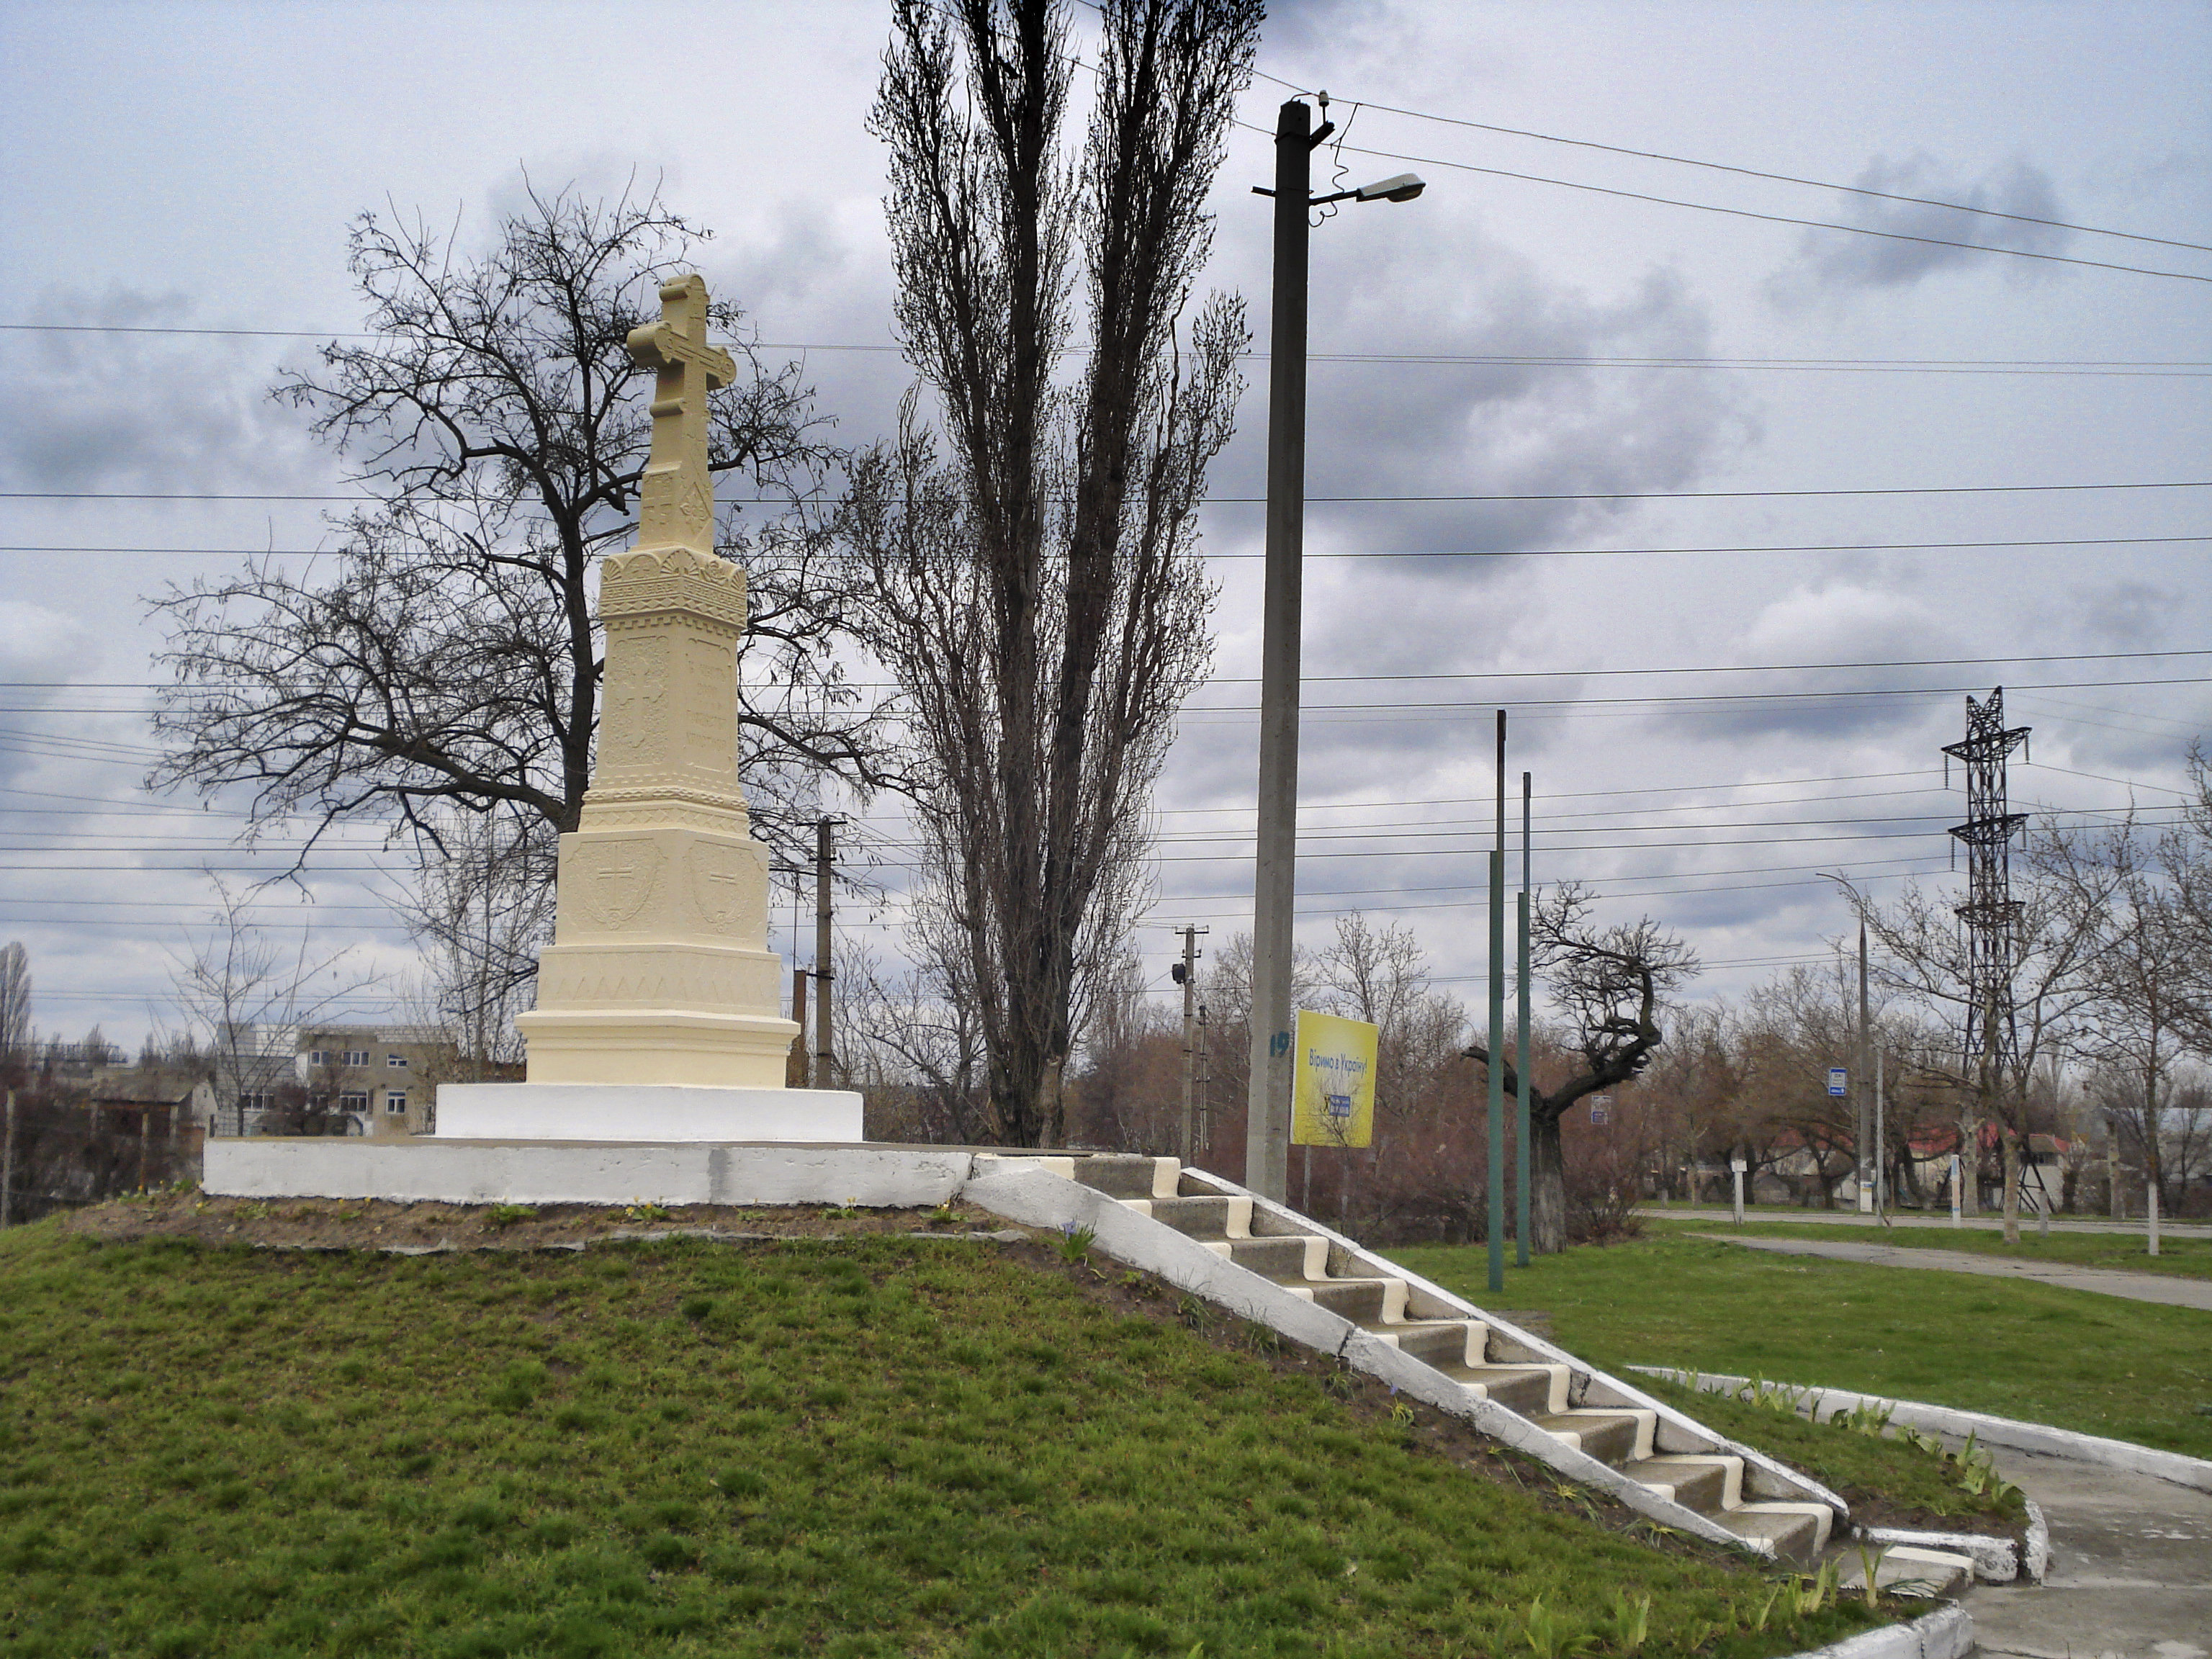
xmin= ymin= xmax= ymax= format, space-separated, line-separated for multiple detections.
xmin=1645 ymin=1216 xmax=2212 ymax=1280
xmin=1392 ymin=1233 xmax=2212 ymax=1461
xmin=1624 ymin=1375 xmax=2027 ymax=1531
xmin=0 ymin=1224 xmax=1884 ymax=1659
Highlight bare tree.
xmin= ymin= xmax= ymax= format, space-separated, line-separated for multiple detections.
xmin=2158 ymin=742 xmax=2212 ymax=1061
xmin=0 ymin=943 xmax=29 ymax=1061
xmin=846 ymin=0 xmax=1258 ymax=1146
xmin=2042 ymin=814 xmax=2199 ymax=1215
xmin=386 ymin=803 xmax=552 ymax=1074
xmin=150 ymin=184 xmax=898 ymax=985
xmin=1838 ymin=824 xmax=2111 ymax=1242
xmin=838 ymin=942 xmax=991 ymax=1145
xmin=168 ymin=878 xmax=380 ymax=1135
xmin=1464 ymin=883 xmax=1699 ymax=1254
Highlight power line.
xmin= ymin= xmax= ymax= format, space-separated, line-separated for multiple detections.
xmin=1246 ymin=71 xmax=2212 ymax=257
xmin=6 ymin=479 xmax=2208 ymax=505
xmin=8 ymin=533 xmax=2207 ymax=562
xmin=9 ymin=323 xmax=2206 ymax=375
xmin=12 ymin=648 xmax=2203 ymax=703
xmin=1233 ymin=120 xmax=2212 ymax=286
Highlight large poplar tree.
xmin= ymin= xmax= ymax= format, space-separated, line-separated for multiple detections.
xmin=848 ymin=0 xmax=1261 ymax=1146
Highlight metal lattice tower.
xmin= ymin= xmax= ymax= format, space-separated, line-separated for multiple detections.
xmin=1943 ymin=687 xmax=2031 ymax=1106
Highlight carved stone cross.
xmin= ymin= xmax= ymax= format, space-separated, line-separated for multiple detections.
xmin=627 ymin=273 xmax=736 ymax=554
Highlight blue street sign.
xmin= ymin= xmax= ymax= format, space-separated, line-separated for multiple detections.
xmin=1827 ymin=1067 xmax=1848 ymax=1097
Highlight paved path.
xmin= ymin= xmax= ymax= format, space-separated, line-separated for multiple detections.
xmin=1653 ymin=1207 xmax=2211 ymax=1238
xmin=1966 ymin=1444 xmax=2212 ymax=1659
xmin=1689 ymin=1233 xmax=2212 ymax=1310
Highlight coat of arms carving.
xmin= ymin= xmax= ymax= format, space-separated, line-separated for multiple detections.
xmin=688 ymin=841 xmax=756 ymax=932
xmin=570 ymin=838 xmax=664 ymax=930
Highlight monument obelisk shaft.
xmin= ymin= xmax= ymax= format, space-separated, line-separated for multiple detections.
xmin=514 ymin=274 xmax=801 ymax=1088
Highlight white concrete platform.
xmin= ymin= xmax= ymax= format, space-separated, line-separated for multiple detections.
xmin=204 ymin=1138 xmax=964 ymax=1208
xmin=433 ymin=1082 xmax=862 ymax=1143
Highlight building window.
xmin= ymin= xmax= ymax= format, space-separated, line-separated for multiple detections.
xmin=387 ymin=1053 xmax=408 ymax=1069
xmin=385 ymin=1091 xmax=408 ymax=1115
xmin=339 ymin=1092 xmax=369 ymax=1113
xmin=308 ymin=1049 xmax=332 ymax=1068
xmin=344 ymin=1049 xmax=369 ymax=1067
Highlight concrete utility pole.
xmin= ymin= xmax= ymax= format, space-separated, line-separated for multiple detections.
xmin=1486 ymin=711 xmax=1508 ymax=1295
xmin=1 ymin=1089 xmax=14 ymax=1228
xmin=787 ymin=968 xmax=809 ymax=1089
xmin=1515 ymin=769 xmax=1532 ymax=1269
xmin=813 ymin=819 xmax=837 ymax=1091
xmin=1245 ymin=98 xmax=1316 ymax=1204
xmin=1244 ymin=96 xmax=1424 ymax=1204
xmin=1175 ymin=926 xmax=1207 ymax=1163
xmin=1874 ymin=1048 xmax=1886 ymax=1220
xmin=1858 ymin=921 xmax=1871 ymax=1213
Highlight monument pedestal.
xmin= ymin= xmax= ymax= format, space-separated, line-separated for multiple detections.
xmin=436 ymin=1082 xmax=860 ymax=1143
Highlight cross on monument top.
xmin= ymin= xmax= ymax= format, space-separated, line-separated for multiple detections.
xmin=626 ymin=274 xmax=737 ymax=554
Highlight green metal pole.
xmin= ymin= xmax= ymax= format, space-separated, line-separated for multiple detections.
xmin=1516 ymin=769 xmax=1532 ymax=1268
xmin=1487 ymin=711 xmax=1506 ymax=1295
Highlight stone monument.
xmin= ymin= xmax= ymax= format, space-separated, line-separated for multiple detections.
xmin=436 ymin=274 xmax=860 ymax=1143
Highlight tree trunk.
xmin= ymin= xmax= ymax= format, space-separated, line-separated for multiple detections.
xmin=2000 ymin=1130 xmax=2021 ymax=1244
xmin=1529 ymin=1110 xmax=1567 ymax=1255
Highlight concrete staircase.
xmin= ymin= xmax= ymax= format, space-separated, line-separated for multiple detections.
xmin=977 ymin=1151 xmax=1845 ymax=1565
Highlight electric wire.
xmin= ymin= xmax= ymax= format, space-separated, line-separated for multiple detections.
xmin=1245 ymin=67 xmax=2212 ymax=256
xmin=6 ymin=479 xmax=2209 ymax=504
xmin=8 ymin=323 xmax=2206 ymax=377
xmin=1228 ymin=119 xmax=2212 ymax=286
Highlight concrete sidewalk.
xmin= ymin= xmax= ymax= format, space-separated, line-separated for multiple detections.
xmin=1654 ymin=1207 xmax=2211 ymax=1238
xmin=1690 ymin=1233 xmax=2212 ymax=1311
xmin=1967 ymin=1444 xmax=2212 ymax=1659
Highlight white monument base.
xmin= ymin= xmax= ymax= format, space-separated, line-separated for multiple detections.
xmin=434 ymin=1082 xmax=863 ymax=1144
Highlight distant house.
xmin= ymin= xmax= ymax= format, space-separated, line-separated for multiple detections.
xmin=207 ymin=1022 xmax=465 ymax=1138
xmin=83 ymin=1078 xmax=218 ymax=1167
xmin=295 ymin=1025 xmax=463 ymax=1139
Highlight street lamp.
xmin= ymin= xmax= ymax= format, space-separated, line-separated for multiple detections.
xmin=1245 ymin=96 xmax=1425 ymax=1205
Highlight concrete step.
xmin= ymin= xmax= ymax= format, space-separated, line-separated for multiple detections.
xmin=1623 ymin=1454 xmax=1740 ymax=1513
xmin=1433 ymin=1363 xmax=1562 ymax=1414
xmin=1712 ymin=1503 xmax=1833 ymax=1567
xmin=1070 ymin=1155 xmax=1177 ymax=1202
xmin=1530 ymin=1410 xmax=1652 ymax=1465
xmin=1835 ymin=1542 xmax=1973 ymax=1599
xmin=1012 ymin=1155 xmax=1854 ymax=1568
xmin=1224 ymin=1235 xmax=1325 ymax=1281
xmin=1138 ymin=1195 xmax=1253 ymax=1240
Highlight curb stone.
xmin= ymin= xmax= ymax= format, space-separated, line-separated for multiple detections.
xmin=1780 ymin=1602 xmax=1973 ymax=1659
xmin=1636 ymin=1367 xmax=2212 ymax=1494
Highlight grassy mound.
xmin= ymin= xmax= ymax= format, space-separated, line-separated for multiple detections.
xmin=1397 ymin=1233 xmax=2212 ymax=1460
xmin=0 ymin=1218 xmax=1887 ymax=1658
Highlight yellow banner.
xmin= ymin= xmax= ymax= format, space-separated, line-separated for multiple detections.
xmin=1290 ymin=1010 xmax=1378 ymax=1148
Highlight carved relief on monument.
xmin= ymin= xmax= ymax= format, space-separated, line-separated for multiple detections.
xmin=688 ymin=840 xmax=760 ymax=931
xmin=600 ymin=547 xmax=749 ymax=631
xmin=603 ymin=634 xmax=670 ymax=769
xmin=683 ymin=635 xmax=738 ymax=774
xmin=567 ymin=838 xmax=665 ymax=930
xmin=536 ymin=943 xmax=783 ymax=1011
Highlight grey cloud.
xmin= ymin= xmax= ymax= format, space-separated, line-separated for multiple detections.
xmin=2069 ymin=579 xmax=2175 ymax=649
xmin=1292 ymin=220 xmax=1753 ymax=571
xmin=1766 ymin=153 xmax=2072 ymax=302
xmin=0 ymin=287 xmax=318 ymax=493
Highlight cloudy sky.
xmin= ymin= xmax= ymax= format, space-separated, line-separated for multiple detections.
xmin=1 ymin=0 xmax=2207 ymax=1053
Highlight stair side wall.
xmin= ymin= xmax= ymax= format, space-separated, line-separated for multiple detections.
xmin=959 ymin=1163 xmax=1761 ymax=1555
xmin=1172 ymin=1165 xmax=1848 ymax=1514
